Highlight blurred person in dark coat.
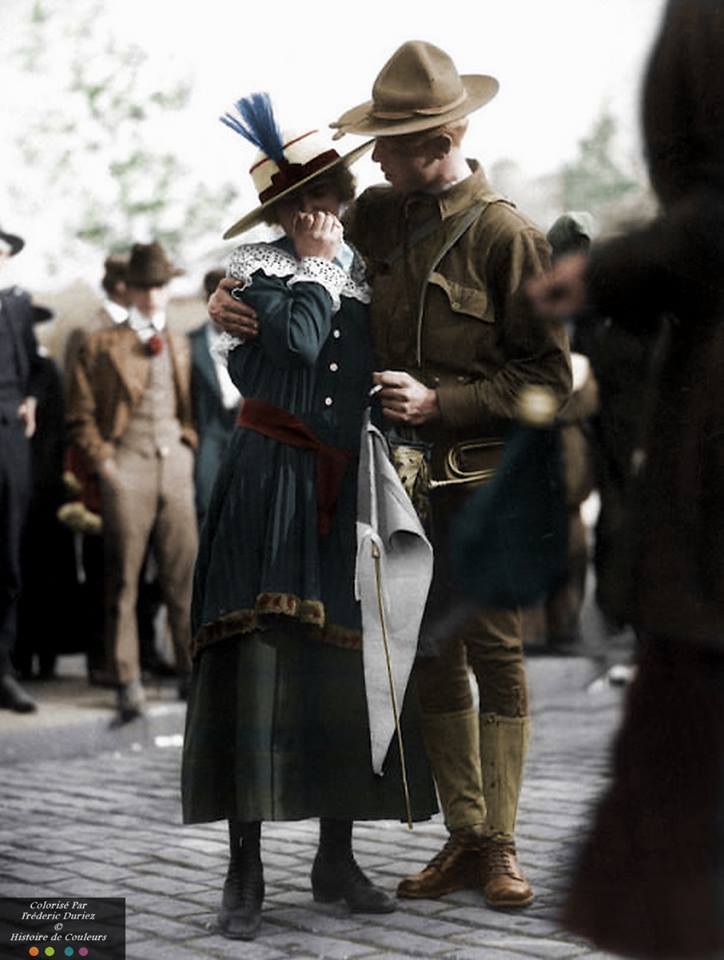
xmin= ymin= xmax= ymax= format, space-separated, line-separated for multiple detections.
xmin=529 ymin=1 xmax=724 ymax=954
xmin=538 ymin=214 xmax=599 ymax=653
xmin=576 ymin=320 xmax=658 ymax=630
xmin=188 ymin=268 xmax=240 ymax=526
xmin=552 ymin=213 xmax=658 ymax=633
xmin=15 ymin=302 xmax=75 ymax=681
xmin=548 ymin=357 xmax=597 ymax=650
xmin=0 ymin=226 xmax=43 ymax=711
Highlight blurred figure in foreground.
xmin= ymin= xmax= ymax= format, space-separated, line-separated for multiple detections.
xmin=529 ymin=1 xmax=724 ymax=955
xmin=0 ymin=226 xmax=41 ymax=711
xmin=188 ymin=268 xmax=240 ymax=527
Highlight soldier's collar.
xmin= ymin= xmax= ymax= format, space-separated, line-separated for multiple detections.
xmin=435 ymin=161 xmax=500 ymax=220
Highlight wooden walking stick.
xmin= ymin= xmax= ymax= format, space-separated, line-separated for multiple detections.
xmin=370 ymin=540 xmax=413 ymax=831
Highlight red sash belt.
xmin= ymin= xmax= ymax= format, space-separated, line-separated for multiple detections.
xmin=237 ymin=397 xmax=354 ymax=537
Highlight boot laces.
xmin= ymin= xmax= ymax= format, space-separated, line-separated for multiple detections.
xmin=485 ymin=842 xmax=522 ymax=880
xmin=331 ymin=853 xmax=371 ymax=887
xmin=428 ymin=833 xmax=476 ymax=872
xmin=226 ymin=853 xmax=263 ymax=896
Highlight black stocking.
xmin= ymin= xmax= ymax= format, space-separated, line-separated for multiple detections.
xmin=228 ymin=820 xmax=262 ymax=865
xmin=317 ymin=817 xmax=353 ymax=861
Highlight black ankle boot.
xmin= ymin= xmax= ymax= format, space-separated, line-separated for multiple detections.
xmin=311 ymin=818 xmax=395 ymax=914
xmin=218 ymin=820 xmax=264 ymax=940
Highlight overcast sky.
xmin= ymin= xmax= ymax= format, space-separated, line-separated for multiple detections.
xmin=0 ymin=0 xmax=666 ymax=286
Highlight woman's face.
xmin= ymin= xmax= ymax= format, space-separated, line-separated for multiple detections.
xmin=274 ymin=178 xmax=342 ymax=236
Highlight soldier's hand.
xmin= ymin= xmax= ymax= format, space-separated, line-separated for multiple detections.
xmin=526 ymin=252 xmax=588 ymax=322
xmin=373 ymin=370 xmax=440 ymax=426
xmin=209 ymin=277 xmax=259 ymax=339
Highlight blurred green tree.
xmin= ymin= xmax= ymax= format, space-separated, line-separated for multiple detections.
xmin=558 ymin=109 xmax=639 ymax=216
xmin=9 ymin=0 xmax=238 ymax=272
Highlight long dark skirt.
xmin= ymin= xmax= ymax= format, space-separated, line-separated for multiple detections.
xmin=182 ymin=627 xmax=438 ymax=824
xmin=563 ymin=636 xmax=724 ymax=958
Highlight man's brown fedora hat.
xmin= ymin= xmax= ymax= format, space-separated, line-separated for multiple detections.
xmin=126 ymin=241 xmax=183 ymax=288
xmin=331 ymin=40 xmax=498 ymax=139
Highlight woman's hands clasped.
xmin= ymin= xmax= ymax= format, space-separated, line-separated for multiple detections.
xmin=290 ymin=210 xmax=343 ymax=261
xmin=208 ymin=212 xmax=344 ymax=339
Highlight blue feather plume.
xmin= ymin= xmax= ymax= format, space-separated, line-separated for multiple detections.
xmin=220 ymin=92 xmax=286 ymax=164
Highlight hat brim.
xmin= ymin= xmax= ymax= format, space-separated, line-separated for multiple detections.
xmin=330 ymin=75 xmax=498 ymax=140
xmin=222 ymin=139 xmax=374 ymax=241
xmin=126 ymin=266 xmax=185 ymax=287
xmin=31 ymin=305 xmax=54 ymax=324
xmin=0 ymin=231 xmax=25 ymax=257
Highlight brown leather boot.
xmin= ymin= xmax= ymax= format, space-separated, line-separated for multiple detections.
xmin=397 ymin=830 xmax=481 ymax=899
xmin=479 ymin=838 xmax=533 ymax=909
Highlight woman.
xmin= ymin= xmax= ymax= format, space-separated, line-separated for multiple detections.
xmin=529 ymin=2 xmax=724 ymax=956
xmin=182 ymin=94 xmax=437 ymax=941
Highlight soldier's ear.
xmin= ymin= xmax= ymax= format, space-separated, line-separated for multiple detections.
xmin=426 ymin=134 xmax=453 ymax=161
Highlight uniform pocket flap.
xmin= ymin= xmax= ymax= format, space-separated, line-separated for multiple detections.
xmin=429 ymin=272 xmax=491 ymax=321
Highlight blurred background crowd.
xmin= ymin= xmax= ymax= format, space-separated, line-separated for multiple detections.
xmin=0 ymin=204 xmax=641 ymax=717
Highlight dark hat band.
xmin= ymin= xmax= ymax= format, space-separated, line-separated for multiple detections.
xmin=258 ymin=149 xmax=340 ymax=204
xmin=371 ymin=89 xmax=467 ymax=121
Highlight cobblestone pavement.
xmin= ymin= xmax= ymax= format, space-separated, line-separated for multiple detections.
xmin=0 ymin=657 xmax=626 ymax=959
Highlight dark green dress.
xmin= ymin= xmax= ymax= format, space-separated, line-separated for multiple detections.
xmin=182 ymin=238 xmax=437 ymax=824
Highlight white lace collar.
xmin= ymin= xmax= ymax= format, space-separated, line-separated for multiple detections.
xmin=213 ymin=241 xmax=370 ymax=363
xmin=227 ymin=241 xmax=370 ymax=308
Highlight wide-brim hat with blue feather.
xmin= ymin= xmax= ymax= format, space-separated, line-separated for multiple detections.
xmin=220 ymin=92 xmax=373 ymax=240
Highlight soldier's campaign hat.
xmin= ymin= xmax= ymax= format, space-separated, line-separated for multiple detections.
xmin=331 ymin=40 xmax=498 ymax=140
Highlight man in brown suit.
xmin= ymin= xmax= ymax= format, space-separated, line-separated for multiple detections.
xmin=67 ymin=241 xmax=198 ymax=721
xmin=209 ymin=42 xmax=571 ymax=909
xmin=63 ymin=252 xmax=130 ymax=375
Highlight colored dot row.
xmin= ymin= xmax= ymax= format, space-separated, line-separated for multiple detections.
xmin=27 ymin=948 xmax=89 ymax=957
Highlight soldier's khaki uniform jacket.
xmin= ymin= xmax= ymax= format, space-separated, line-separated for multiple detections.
xmin=346 ymin=162 xmax=572 ymax=481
